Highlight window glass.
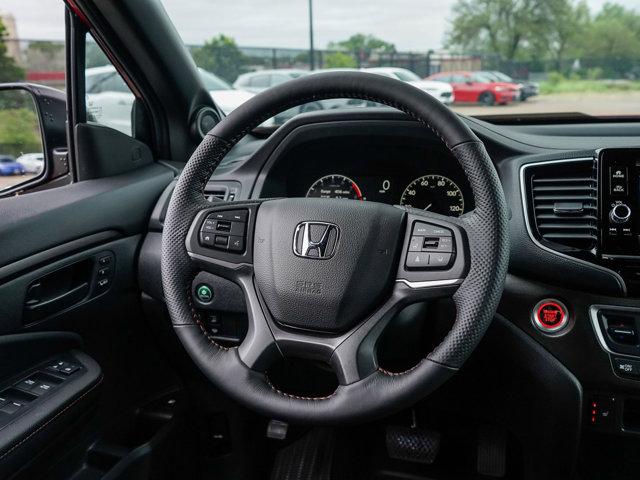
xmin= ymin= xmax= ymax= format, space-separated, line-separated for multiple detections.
xmin=249 ymin=75 xmax=270 ymax=88
xmin=199 ymin=69 xmax=233 ymax=90
xmin=394 ymin=69 xmax=421 ymax=82
xmin=85 ymin=38 xmax=134 ymax=136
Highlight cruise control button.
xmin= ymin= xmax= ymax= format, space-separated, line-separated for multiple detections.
xmin=405 ymin=252 xmax=430 ymax=269
xmin=422 ymin=236 xmax=454 ymax=253
xmin=408 ymin=236 xmax=423 ymax=252
xmin=429 ymin=252 xmax=452 ymax=267
xmin=412 ymin=222 xmax=451 ymax=237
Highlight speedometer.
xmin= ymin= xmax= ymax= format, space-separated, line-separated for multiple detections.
xmin=306 ymin=174 xmax=363 ymax=200
xmin=400 ymin=175 xmax=465 ymax=217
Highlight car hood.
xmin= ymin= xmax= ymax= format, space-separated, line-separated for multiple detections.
xmin=407 ymin=80 xmax=453 ymax=93
xmin=210 ymin=89 xmax=255 ymax=115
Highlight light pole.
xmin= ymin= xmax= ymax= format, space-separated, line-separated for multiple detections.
xmin=308 ymin=0 xmax=315 ymax=70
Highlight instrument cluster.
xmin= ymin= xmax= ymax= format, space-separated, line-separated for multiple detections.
xmin=305 ymin=173 xmax=466 ymax=217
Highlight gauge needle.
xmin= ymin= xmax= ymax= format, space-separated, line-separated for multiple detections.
xmin=424 ymin=204 xmax=433 ymax=211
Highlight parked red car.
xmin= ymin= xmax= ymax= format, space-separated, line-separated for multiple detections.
xmin=425 ymin=71 xmax=520 ymax=105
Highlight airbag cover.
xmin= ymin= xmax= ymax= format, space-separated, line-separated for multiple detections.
xmin=253 ymin=198 xmax=404 ymax=332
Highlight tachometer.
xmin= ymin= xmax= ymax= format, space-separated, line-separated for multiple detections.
xmin=306 ymin=174 xmax=363 ymax=200
xmin=400 ymin=175 xmax=465 ymax=216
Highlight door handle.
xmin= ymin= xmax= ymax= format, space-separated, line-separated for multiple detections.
xmin=24 ymin=282 xmax=90 ymax=320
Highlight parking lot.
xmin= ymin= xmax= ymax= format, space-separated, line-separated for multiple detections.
xmin=451 ymin=91 xmax=640 ymax=117
xmin=0 ymin=173 xmax=36 ymax=191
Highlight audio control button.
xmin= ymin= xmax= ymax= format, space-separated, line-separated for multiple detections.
xmin=610 ymin=204 xmax=631 ymax=224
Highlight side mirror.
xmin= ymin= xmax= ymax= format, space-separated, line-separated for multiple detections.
xmin=0 ymin=84 xmax=67 ymax=196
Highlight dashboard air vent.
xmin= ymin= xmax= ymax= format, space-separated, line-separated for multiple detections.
xmin=526 ymin=159 xmax=598 ymax=252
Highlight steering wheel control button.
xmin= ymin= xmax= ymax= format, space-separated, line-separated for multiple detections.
xmin=532 ymin=299 xmax=569 ymax=333
xmin=214 ymin=235 xmax=229 ymax=248
xmin=430 ymin=252 xmax=452 ymax=266
xmin=412 ymin=222 xmax=452 ymax=237
xmin=210 ymin=209 xmax=248 ymax=223
xmin=406 ymin=252 xmax=430 ymax=268
xmin=228 ymin=236 xmax=245 ymax=252
xmin=200 ymin=232 xmax=215 ymax=247
xmin=406 ymin=222 xmax=456 ymax=269
xmin=195 ymin=284 xmax=214 ymax=304
xmin=200 ymin=209 xmax=248 ymax=253
xmin=409 ymin=236 xmax=423 ymax=252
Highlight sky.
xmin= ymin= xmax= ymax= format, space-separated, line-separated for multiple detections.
xmin=1 ymin=0 xmax=639 ymax=51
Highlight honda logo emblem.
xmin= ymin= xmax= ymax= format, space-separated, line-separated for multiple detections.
xmin=293 ymin=222 xmax=339 ymax=259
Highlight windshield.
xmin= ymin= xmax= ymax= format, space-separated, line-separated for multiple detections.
xmin=394 ymin=69 xmax=421 ymax=82
xmin=159 ymin=0 xmax=640 ymax=121
xmin=198 ymin=69 xmax=233 ymax=90
xmin=2 ymin=0 xmax=640 ymax=123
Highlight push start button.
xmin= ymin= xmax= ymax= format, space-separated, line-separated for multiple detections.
xmin=532 ymin=299 xmax=569 ymax=333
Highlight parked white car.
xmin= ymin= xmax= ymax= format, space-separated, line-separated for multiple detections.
xmin=233 ymin=69 xmax=308 ymax=93
xmin=16 ymin=153 xmax=44 ymax=174
xmin=363 ymin=67 xmax=455 ymax=104
xmin=86 ymin=66 xmax=254 ymax=134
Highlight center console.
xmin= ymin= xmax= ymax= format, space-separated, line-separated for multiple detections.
xmin=600 ymin=148 xmax=640 ymax=260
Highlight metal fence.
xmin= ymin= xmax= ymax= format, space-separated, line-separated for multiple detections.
xmin=4 ymin=38 xmax=640 ymax=88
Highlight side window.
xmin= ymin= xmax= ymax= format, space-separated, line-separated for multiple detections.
xmin=437 ymin=75 xmax=451 ymax=82
xmin=85 ymin=38 xmax=134 ymax=136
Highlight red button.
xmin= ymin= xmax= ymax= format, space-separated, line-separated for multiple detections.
xmin=533 ymin=300 xmax=568 ymax=332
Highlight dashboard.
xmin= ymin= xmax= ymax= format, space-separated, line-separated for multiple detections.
xmin=256 ymin=132 xmax=474 ymax=217
xmin=139 ymin=108 xmax=640 ymax=474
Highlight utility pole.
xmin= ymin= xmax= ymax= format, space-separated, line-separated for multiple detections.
xmin=308 ymin=0 xmax=315 ymax=70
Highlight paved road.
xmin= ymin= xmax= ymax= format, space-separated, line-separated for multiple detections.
xmin=451 ymin=92 xmax=640 ymax=117
xmin=0 ymin=174 xmax=36 ymax=191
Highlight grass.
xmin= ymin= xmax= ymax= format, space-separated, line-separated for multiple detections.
xmin=540 ymin=79 xmax=640 ymax=95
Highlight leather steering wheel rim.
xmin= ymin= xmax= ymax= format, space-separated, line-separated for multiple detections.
xmin=161 ymin=71 xmax=510 ymax=425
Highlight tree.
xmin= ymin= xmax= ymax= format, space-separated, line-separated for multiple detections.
xmin=191 ymin=35 xmax=247 ymax=83
xmin=447 ymin=0 xmax=543 ymax=61
xmin=323 ymin=52 xmax=357 ymax=68
xmin=0 ymin=18 xmax=24 ymax=82
xmin=580 ymin=4 xmax=640 ymax=76
xmin=328 ymin=34 xmax=396 ymax=67
xmin=538 ymin=0 xmax=589 ymax=70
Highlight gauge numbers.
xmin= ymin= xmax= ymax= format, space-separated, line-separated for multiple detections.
xmin=400 ymin=175 xmax=465 ymax=217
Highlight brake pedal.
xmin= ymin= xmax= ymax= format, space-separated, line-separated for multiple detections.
xmin=386 ymin=411 xmax=441 ymax=465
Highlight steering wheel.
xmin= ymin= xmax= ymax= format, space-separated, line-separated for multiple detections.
xmin=161 ymin=72 xmax=509 ymax=424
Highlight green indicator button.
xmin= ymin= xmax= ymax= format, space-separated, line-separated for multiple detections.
xmin=196 ymin=284 xmax=213 ymax=303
